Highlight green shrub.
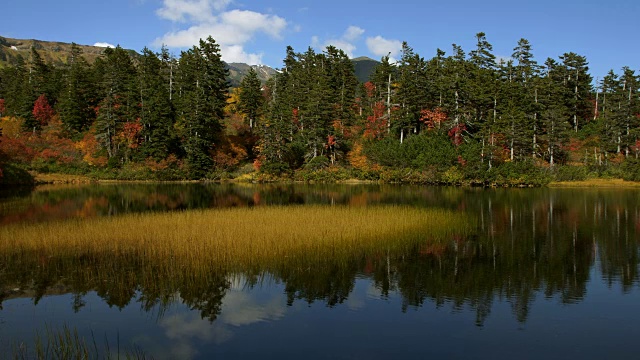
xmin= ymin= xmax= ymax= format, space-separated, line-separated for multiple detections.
xmin=304 ymin=156 xmax=330 ymax=171
xmin=553 ymin=165 xmax=588 ymax=181
xmin=621 ymin=158 xmax=640 ymax=181
xmin=484 ymin=160 xmax=551 ymax=186
xmin=364 ymin=133 xmax=456 ymax=171
xmin=260 ymin=161 xmax=291 ymax=176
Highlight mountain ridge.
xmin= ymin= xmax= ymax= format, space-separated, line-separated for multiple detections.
xmin=0 ymin=36 xmax=378 ymax=85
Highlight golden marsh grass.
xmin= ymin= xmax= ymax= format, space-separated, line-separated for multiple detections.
xmin=0 ymin=205 xmax=471 ymax=271
xmin=548 ymin=179 xmax=640 ymax=188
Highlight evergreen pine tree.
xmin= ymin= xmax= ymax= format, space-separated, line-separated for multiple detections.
xmin=238 ymin=67 xmax=263 ymax=131
xmin=138 ymin=48 xmax=175 ymax=160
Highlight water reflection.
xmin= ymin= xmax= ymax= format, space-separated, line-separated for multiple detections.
xmin=1 ymin=184 xmax=640 ymax=357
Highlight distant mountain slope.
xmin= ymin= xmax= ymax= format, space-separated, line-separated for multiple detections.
xmin=0 ymin=36 xmax=377 ymax=86
xmin=0 ymin=36 xmax=279 ymax=87
xmin=226 ymin=62 xmax=278 ymax=87
xmin=0 ymin=36 xmax=111 ymax=67
xmin=351 ymin=56 xmax=379 ymax=83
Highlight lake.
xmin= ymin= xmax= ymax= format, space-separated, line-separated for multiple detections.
xmin=1 ymin=183 xmax=639 ymax=359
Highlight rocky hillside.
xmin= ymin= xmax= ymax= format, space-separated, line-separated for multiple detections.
xmin=0 ymin=36 xmax=111 ymax=67
xmin=226 ymin=62 xmax=278 ymax=87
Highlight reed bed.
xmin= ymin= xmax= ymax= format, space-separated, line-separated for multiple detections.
xmin=0 ymin=205 xmax=471 ymax=271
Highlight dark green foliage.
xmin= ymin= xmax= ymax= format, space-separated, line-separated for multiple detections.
xmin=260 ymin=161 xmax=290 ymax=176
xmin=174 ymin=37 xmax=229 ymax=178
xmin=238 ymin=67 xmax=263 ymax=130
xmin=58 ymin=43 xmax=96 ymax=133
xmin=138 ymin=48 xmax=175 ymax=160
xmin=553 ymin=165 xmax=588 ymax=181
xmin=484 ymin=160 xmax=552 ymax=186
xmin=621 ymin=158 xmax=640 ymax=181
xmin=304 ymin=155 xmax=330 ymax=170
xmin=0 ymin=163 xmax=34 ymax=185
xmin=364 ymin=132 xmax=456 ymax=171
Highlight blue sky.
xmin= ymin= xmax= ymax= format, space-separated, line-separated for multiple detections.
xmin=2 ymin=0 xmax=638 ymax=79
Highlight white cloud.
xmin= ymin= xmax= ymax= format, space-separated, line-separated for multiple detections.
xmin=366 ymin=35 xmax=403 ymax=61
xmin=94 ymin=42 xmax=116 ymax=48
xmin=156 ymin=0 xmax=232 ymax=22
xmin=313 ymin=25 xmax=365 ymax=58
xmin=344 ymin=26 xmax=365 ymax=42
xmin=311 ymin=36 xmax=320 ymax=48
xmin=154 ymin=0 xmax=287 ymax=64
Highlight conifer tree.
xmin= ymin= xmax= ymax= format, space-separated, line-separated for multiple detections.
xmin=238 ymin=67 xmax=263 ymax=131
xmin=560 ymin=52 xmax=592 ymax=132
xmin=138 ymin=48 xmax=174 ymax=160
xmin=369 ymin=55 xmax=396 ymax=134
xmin=175 ymin=37 xmax=228 ymax=178
xmin=540 ymin=58 xmax=570 ymax=167
xmin=396 ymin=42 xmax=428 ymax=141
xmin=94 ymin=46 xmax=138 ymax=160
xmin=58 ymin=43 xmax=94 ymax=132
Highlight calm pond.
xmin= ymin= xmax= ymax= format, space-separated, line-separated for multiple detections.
xmin=1 ymin=183 xmax=639 ymax=359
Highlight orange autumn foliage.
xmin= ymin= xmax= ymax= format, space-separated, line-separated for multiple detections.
xmin=420 ymin=107 xmax=447 ymax=130
xmin=213 ymin=135 xmax=248 ymax=170
xmin=348 ymin=142 xmax=379 ymax=172
xmin=75 ymin=129 xmax=107 ymax=167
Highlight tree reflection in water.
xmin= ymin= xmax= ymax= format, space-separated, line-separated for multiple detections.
xmin=0 ymin=185 xmax=639 ymax=327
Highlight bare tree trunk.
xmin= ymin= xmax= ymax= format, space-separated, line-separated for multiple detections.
xmin=387 ymin=73 xmax=391 ymax=133
xmin=533 ymin=88 xmax=538 ymax=158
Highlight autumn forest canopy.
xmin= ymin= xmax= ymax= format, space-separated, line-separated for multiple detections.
xmin=1 ymin=33 xmax=639 ymax=185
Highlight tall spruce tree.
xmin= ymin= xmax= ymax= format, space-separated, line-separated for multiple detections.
xmin=138 ymin=48 xmax=175 ymax=160
xmin=238 ymin=67 xmax=263 ymax=131
xmin=58 ymin=43 xmax=95 ymax=133
xmin=94 ymin=46 xmax=138 ymax=160
xmin=175 ymin=36 xmax=228 ymax=178
xmin=560 ymin=52 xmax=592 ymax=132
xmin=540 ymin=58 xmax=570 ymax=167
xmin=396 ymin=42 xmax=428 ymax=142
xmin=512 ymin=38 xmax=542 ymax=158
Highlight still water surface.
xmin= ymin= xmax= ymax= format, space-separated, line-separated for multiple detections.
xmin=1 ymin=184 xmax=639 ymax=358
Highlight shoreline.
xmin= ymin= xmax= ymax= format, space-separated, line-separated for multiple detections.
xmin=25 ymin=171 xmax=640 ymax=188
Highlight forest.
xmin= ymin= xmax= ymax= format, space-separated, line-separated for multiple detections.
xmin=1 ymin=33 xmax=639 ymax=185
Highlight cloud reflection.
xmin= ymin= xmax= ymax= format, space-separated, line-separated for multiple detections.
xmin=155 ymin=275 xmax=287 ymax=359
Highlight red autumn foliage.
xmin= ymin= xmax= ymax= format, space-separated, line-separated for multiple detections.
xmin=457 ymin=155 xmax=467 ymax=167
xmin=326 ymin=134 xmax=337 ymax=148
xmin=363 ymin=81 xmax=376 ymax=98
xmin=448 ymin=123 xmax=467 ymax=146
xmin=0 ymin=99 xmax=5 ymax=116
xmin=363 ymin=101 xmax=387 ymax=140
xmin=32 ymin=94 xmax=55 ymax=126
xmin=292 ymin=108 xmax=300 ymax=126
xmin=145 ymin=154 xmax=181 ymax=172
xmin=0 ymin=136 xmax=36 ymax=163
xmin=120 ymin=120 xmax=143 ymax=149
xmin=420 ymin=108 xmax=447 ymax=130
